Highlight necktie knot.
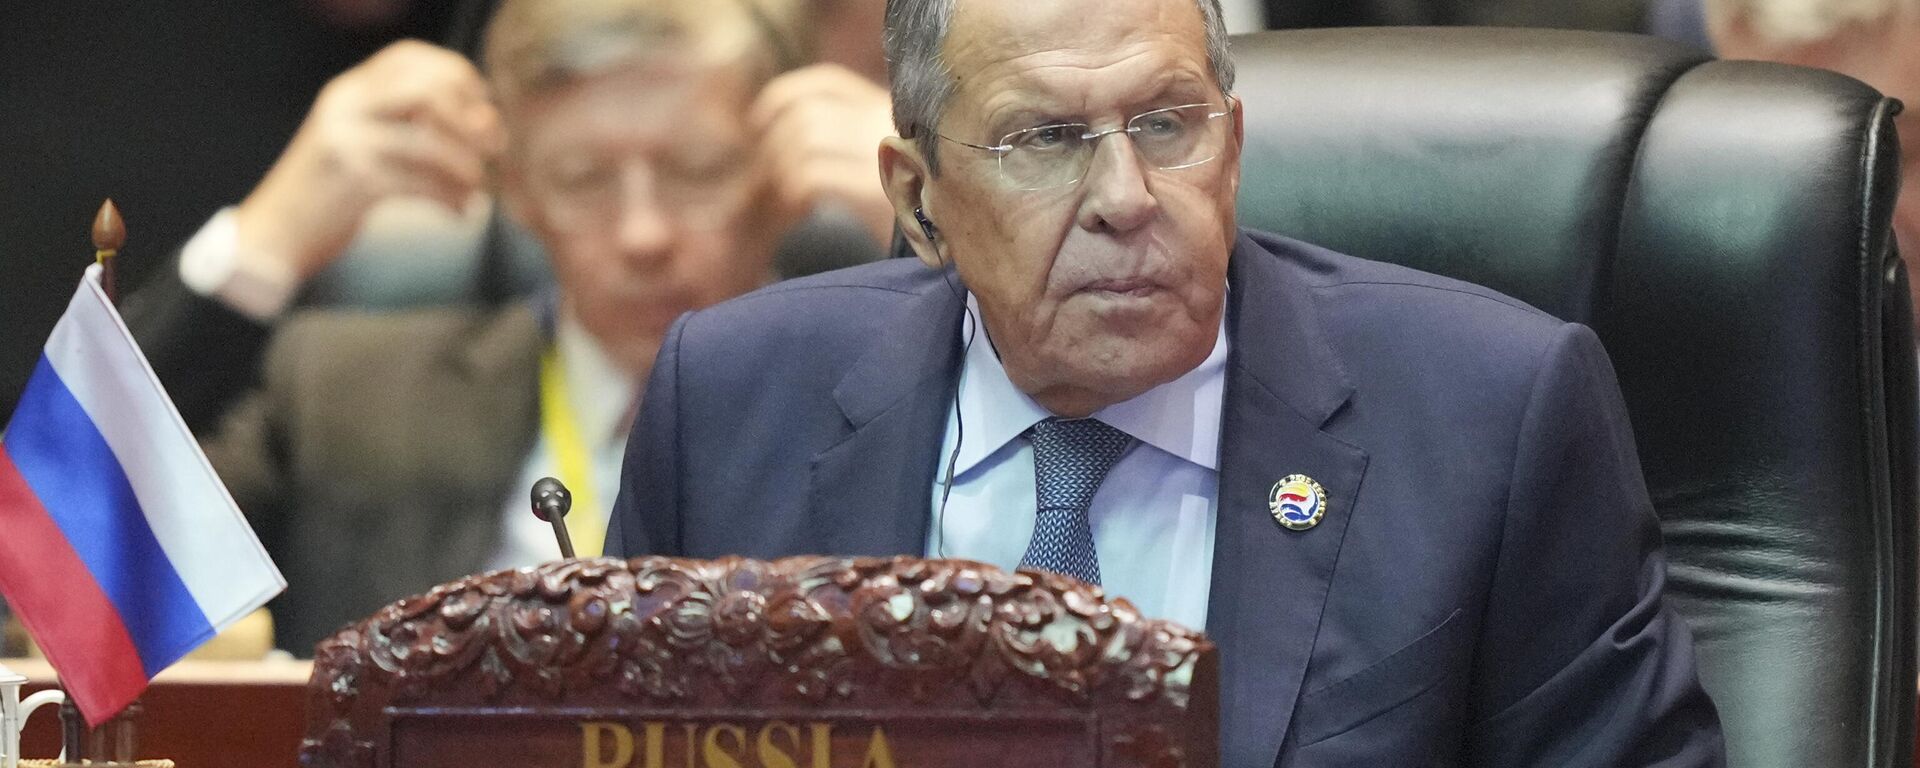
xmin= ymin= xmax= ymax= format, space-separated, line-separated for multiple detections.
xmin=1020 ymin=417 xmax=1133 ymax=585
xmin=1028 ymin=417 xmax=1134 ymax=511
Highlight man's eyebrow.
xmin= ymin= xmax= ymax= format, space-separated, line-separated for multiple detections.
xmin=668 ymin=143 xmax=752 ymax=170
xmin=1131 ymin=74 xmax=1213 ymax=109
xmin=980 ymin=103 xmax=1071 ymax=138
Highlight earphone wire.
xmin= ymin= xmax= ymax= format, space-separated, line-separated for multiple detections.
xmin=933 ymin=263 xmax=975 ymax=560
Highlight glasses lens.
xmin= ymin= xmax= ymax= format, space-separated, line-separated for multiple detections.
xmin=1130 ymin=104 xmax=1224 ymax=171
xmin=999 ymin=123 xmax=1092 ymax=190
xmin=537 ymin=159 xmax=755 ymax=233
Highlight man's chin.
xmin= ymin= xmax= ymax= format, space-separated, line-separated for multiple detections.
xmin=579 ymin=309 xmax=671 ymax=370
xmin=604 ymin=333 xmax=666 ymax=378
xmin=609 ymin=300 xmax=686 ymax=338
xmin=1028 ymin=328 xmax=1215 ymax=405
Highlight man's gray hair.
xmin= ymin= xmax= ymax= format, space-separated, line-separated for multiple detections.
xmin=883 ymin=0 xmax=1236 ymax=170
xmin=484 ymin=0 xmax=810 ymax=107
xmin=1706 ymin=0 xmax=1919 ymax=44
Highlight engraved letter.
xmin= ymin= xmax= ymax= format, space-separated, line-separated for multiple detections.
xmin=809 ymin=723 xmax=834 ymax=768
xmin=703 ymin=723 xmax=747 ymax=768
xmin=860 ymin=727 xmax=897 ymax=768
xmin=757 ymin=721 xmax=802 ymax=768
xmin=643 ymin=722 xmax=666 ymax=768
xmin=581 ymin=722 xmax=635 ymax=768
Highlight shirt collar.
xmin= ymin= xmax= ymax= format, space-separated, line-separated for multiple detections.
xmin=555 ymin=311 xmax=642 ymax=449
xmin=950 ymin=291 xmax=1229 ymax=476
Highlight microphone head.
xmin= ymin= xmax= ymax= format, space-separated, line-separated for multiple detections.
xmin=530 ymin=476 xmax=572 ymax=522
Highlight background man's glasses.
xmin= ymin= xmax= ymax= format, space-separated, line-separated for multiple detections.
xmin=937 ymin=99 xmax=1237 ymax=191
xmin=532 ymin=161 xmax=757 ymax=235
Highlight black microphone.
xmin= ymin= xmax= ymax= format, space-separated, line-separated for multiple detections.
xmin=914 ymin=207 xmax=939 ymax=240
xmin=530 ymin=476 xmax=576 ymax=559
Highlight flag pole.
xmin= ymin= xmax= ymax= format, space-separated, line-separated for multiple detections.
xmin=91 ymin=200 xmax=123 ymax=306
xmin=65 ymin=199 xmax=143 ymax=761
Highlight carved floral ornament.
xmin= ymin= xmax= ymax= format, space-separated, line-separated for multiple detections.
xmin=299 ymin=556 xmax=1215 ymax=768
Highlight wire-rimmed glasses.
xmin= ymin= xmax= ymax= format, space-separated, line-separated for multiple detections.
xmin=936 ymin=98 xmax=1237 ymax=191
xmin=527 ymin=153 xmax=760 ymax=235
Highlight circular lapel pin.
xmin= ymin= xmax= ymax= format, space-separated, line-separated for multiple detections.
xmin=1269 ymin=474 xmax=1327 ymax=531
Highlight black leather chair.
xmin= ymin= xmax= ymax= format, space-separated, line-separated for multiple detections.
xmin=1229 ymin=27 xmax=1915 ymax=768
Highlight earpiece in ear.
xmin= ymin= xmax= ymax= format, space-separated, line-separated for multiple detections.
xmin=914 ymin=207 xmax=938 ymax=240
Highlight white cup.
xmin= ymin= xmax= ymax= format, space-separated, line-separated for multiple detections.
xmin=0 ymin=662 xmax=65 ymax=768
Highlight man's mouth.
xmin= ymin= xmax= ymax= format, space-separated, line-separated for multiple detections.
xmin=1082 ymin=277 xmax=1160 ymax=297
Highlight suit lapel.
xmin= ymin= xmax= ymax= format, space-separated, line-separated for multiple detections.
xmin=808 ymin=271 xmax=967 ymax=556
xmin=427 ymin=303 xmax=542 ymax=575
xmin=1209 ymin=234 xmax=1369 ymax=766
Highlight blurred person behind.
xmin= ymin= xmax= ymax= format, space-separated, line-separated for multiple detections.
xmin=1705 ymin=0 xmax=1919 ymax=317
xmin=120 ymin=0 xmax=815 ymax=654
xmin=749 ymin=0 xmax=899 ymax=276
xmin=344 ymin=0 xmax=902 ymax=290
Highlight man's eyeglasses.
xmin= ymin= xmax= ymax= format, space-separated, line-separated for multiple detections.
xmin=935 ymin=99 xmax=1237 ymax=191
xmin=530 ymin=157 xmax=758 ymax=235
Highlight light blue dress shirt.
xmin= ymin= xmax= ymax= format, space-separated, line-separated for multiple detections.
xmin=926 ymin=294 xmax=1225 ymax=630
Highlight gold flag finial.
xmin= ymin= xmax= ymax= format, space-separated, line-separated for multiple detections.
xmin=92 ymin=199 xmax=125 ymax=254
xmin=91 ymin=199 xmax=124 ymax=304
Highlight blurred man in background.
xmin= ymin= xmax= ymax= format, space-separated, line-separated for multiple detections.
xmin=117 ymin=0 xmax=868 ymax=654
xmin=1705 ymin=0 xmax=1920 ymax=315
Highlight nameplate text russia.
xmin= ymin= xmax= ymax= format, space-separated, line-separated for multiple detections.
xmin=382 ymin=711 xmax=1097 ymax=767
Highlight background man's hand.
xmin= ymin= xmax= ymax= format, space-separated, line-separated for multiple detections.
xmin=750 ymin=63 xmax=898 ymax=247
xmin=233 ymin=40 xmax=504 ymax=283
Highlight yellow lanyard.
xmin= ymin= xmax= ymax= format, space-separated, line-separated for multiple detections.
xmin=539 ymin=348 xmax=604 ymax=557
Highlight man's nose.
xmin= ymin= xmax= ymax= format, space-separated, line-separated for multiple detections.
xmin=613 ymin=171 xmax=674 ymax=266
xmin=1075 ymin=134 xmax=1160 ymax=234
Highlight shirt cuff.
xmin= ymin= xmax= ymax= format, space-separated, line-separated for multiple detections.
xmin=178 ymin=207 xmax=300 ymax=322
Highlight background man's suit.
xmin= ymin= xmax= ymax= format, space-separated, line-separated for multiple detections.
xmin=124 ymin=273 xmax=540 ymax=653
xmin=608 ymin=230 xmax=1724 ymax=766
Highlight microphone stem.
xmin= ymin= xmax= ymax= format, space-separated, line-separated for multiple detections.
xmin=548 ymin=514 xmax=576 ymax=559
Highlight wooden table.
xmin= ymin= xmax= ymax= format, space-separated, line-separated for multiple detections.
xmin=4 ymin=658 xmax=310 ymax=768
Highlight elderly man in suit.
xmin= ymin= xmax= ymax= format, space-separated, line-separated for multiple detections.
xmin=607 ymin=0 xmax=1727 ymax=763
xmin=120 ymin=0 xmax=846 ymax=654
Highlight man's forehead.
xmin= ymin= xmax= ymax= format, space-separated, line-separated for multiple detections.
xmin=941 ymin=0 xmax=1212 ymax=110
xmin=511 ymin=63 xmax=753 ymax=155
xmin=943 ymin=0 xmax=1209 ymax=79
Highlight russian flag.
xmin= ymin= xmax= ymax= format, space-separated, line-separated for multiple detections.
xmin=0 ymin=263 xmax=284 ymax=725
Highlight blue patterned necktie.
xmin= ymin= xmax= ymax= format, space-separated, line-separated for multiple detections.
xmin=1019 ymin=417 xmax=1134 ymax=586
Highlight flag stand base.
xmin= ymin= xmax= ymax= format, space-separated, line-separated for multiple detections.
xmin=57 ymin=697 xmax=142 ymax=764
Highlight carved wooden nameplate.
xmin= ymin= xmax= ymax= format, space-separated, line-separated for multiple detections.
xmin=300 ymin=556 xmax=1217 ymax=768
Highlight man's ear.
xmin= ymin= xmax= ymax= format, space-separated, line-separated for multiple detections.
xmin=1226 ymin=95 xmax=1246 ymax=199
xmin=1230 ymin=95 xmax=1246 ymax=152
xmin=879 ymin=135 xmax=945 ymax=268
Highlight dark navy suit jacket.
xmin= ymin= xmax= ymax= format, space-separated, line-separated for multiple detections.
xmin=608 ymin=230 xmax=1725 ymax=766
